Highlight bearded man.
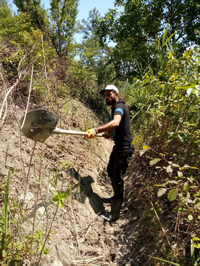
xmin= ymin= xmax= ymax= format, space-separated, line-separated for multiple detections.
xmin=86 ymin=85 xmax=134 ymax=222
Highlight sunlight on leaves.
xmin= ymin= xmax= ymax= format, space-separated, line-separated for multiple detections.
xmin=52 ymin=190 xmax=68 ymax=207
xmin=139 ymin=149 xmax=149 ymax=156
xmin=168 ymin=188 xmax=178 ymax=201
xmin=157 ymin=188 xmax=167 ymax=197
xmin=166 ymin=165 xmax=173 ymax=173
xmin=150 ymin=158 xmax=161 ymax=166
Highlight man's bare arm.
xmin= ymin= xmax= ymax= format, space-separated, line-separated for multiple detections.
xmin=96 ymin=115 xmax=122 ymax=133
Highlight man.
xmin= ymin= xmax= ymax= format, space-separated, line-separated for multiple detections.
xmin=86 ymin=85 xmax=134 ymax=222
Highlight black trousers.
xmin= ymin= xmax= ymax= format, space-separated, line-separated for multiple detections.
xmin=107 ymin=144 xmax=134 ymax=199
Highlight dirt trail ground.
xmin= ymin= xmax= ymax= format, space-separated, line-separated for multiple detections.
xmin=0 ymin=100 xmax=146 ymax=266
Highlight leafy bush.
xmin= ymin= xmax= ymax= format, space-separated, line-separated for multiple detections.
xmin=126 ymin=47 xmax=200 ymax=265
xmin=128 ymin=47 xmax=200 ymax=166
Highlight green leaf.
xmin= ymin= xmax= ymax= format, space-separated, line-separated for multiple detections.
xmin=143 ymin=145 xmax=150 ymax=149
xmin=192 ymin=237 xmax=200 ymax=241
xmin=162 ymin=24 xmax=169 ymax=44
xmin=178 ymin=83 xmax=195 ymax=89
xmin=43 ymin=248 xmax=50 ymax=255
xmin=52 ymin=190 xmax=68 ymax=207
xmin=191 ymin=240 xmax=195 ymax=265
xmin=157 ymin=188 xmax=167 ymax=197
xmin=178 ymin=171 xmax=183 ymax=177
xmin=178 ymin=134 xmax=185 ymax=143
xmin=166 ymin=165 xmax=173 ymax=173
xmin=183 ymin=182 xmax=189 ymax=192
xmin=191 ymin=167 xmax=199 ymax=170
xmin=166 ymin=180 xmax=177 ymax=185
xmin=168 ymin=188 xmax=178 ymax=201
xmin=139 ymin=149 xmax=148 ymax=156
xmin=167 ymin=132 xmax=175 ymax=139
xmin=58 ymin=200 xmax=63 ymax=207
xmin=180 ymin=165 xmax=191 ymax=170
xmin=172 ymin=163 xmax=180 ymax=168
xmin=52 ymin=196 xmax=59 ymax=202
xmin=194 ymin=199 xmax=200 ymax=209
xmin=195 ymin=89 xmax=200 ymax=97
xmin=150 ymin=158 xmax=161 ymax=166
xmin=60 ymin=193 xmax=68 ymax=199
xmin=188 ymin=215 xmax=193 ymax=221
xmin=193 ymin=243 xmax=200 ymax=249
xmin=162 ymin=32 xmax=175 ymax=48
xmin=187 ymin=88 xmax=194 ymax=96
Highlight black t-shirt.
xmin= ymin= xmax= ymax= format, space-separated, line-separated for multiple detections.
xmin=111 ymin=99 xmax=133 ymax=146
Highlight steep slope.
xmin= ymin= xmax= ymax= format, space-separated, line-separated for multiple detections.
xmin=0 ymin=99 xmax=142 ymax=266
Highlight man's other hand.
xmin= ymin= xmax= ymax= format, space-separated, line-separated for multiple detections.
xmin=86 ymin=128 xmax=97 ymax=139
xmin=104 ymin=131 xmax=110 ymax=139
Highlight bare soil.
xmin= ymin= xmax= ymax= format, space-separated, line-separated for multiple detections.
xmin=0 ymin=100 xmax=148 ymax=266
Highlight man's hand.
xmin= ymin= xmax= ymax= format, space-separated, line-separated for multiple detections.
xmin=86 ymin=128 xmax=98 ymax=139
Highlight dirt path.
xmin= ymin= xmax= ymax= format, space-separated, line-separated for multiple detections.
xmin=0 ymin=102 xmax=143 ymax=266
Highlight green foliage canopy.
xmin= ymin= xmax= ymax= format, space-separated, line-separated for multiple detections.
xmin=13 ymin=0 xmax=48 ymax=32
xmin=95 ymin=0 xmax=200 ymax=81
xmin=76 ymin=8 xmax=116 ymax=87
xmin=50 ymin=0 xmax=79 ymax=57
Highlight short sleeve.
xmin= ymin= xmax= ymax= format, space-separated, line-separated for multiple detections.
xmin=113 ymin=103 xmax=125 ymax=117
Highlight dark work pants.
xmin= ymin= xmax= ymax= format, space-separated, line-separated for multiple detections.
xmin=107 ymin=144 xmax=134 ymax=199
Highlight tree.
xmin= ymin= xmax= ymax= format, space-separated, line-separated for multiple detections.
xmin=0 ymin=0 xmax=12 ymax=17
xmin=12 ymin=0 xmax=79 ymax=57
xmin=77 ymin=8 xmax=116 ymax=87
xmin=77 ymin=7 xmax=100 ymax=39
xmin=13 ymin=0 xmax=48 ymax=32
xmin=77 ymin=8 xmax=104 ymax=67
xmin=50 ymin=0 xmax=79 ymax=57
xmin=95 ymin=0 xmax=200 ymax=81
xmin=0 ymin=0 xmax=16 ymax=37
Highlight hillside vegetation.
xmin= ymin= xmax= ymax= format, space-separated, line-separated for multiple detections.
xmin=0 ymin=0 xmax=200 ymax=265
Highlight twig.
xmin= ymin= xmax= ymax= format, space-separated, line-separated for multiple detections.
xmin=17 ymin=42 xmax=37 ymax=72
xmin=4 ymin=144 xmax=9 ymax=168
xmin=21 ymin=64 xmax=34 ymax=129
xmin=23 ymin=141 xmax=37 ymax=204
xmin=69 ymin=199 xmax=80 ymax=252
xmin=0 ymin=62 xmax=6 ymax=86
xmin=38 ymin=204 xmax=59 ymax=265
xmin=41 ymin=35 xmax=50 ymax=97
xmin=149 ymin=255 xmax=180 ymax=266
xmin=0 ymin=78 xmax=21 ymax=123
xmin=0 ymin=42 xmax=37 ymax=125
xmin=31 ymin=142 xmax=44 ymax=253
xmin=38 ymin=242 xmax=56 ymax=265
xmin=77 ymin=212 xmax=99 ymax=237
xmin=150 ymin=201 xmax=171 ymax=248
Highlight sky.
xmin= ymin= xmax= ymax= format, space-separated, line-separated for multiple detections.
xmin=11 ymin=0 xmax=116 ymax=19
xmin=41 ymin=0 xmax=116 ymax=20
xmin=11 ymin=0 xmax=117 ymax=43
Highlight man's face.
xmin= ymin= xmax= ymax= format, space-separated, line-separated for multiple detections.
xmin=104 ymin=90 xmax=118 ymax=106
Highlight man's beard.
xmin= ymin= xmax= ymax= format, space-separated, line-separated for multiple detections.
xmin=106 ymin=98 xmax=116 ymax=106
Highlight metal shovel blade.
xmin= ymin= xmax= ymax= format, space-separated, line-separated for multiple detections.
xmin=21 ymin=109 xmax=59 ymax=143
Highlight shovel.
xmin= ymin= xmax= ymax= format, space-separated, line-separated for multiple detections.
xmin=20 ymin=109 xmax=104 ymax=143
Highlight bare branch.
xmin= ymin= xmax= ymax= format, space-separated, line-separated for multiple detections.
xmin=21 ymin=64 xmax=34 ymax=129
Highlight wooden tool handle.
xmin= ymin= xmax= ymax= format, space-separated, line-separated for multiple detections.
xmin=53 ymin=127 xmax=105 ymax=137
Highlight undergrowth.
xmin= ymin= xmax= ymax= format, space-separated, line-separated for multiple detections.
xmin=125 ymin=47 xmax=200 ymax=265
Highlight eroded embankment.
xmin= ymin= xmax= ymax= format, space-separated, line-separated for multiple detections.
xmin=0 ymin=101 xmax=146 ymax=266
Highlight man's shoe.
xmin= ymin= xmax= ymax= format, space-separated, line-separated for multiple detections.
xmin=101 ymin=199 xmax=123 ymax=222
